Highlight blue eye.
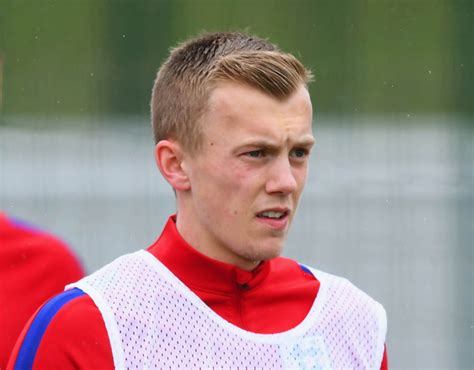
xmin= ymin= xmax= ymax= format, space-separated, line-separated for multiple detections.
xmin=291 ymin=148 xmax=307 ymax=158
xmin=247 ymin=150 xmax=264 ymax=158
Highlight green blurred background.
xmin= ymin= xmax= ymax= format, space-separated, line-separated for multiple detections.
xmin=0 ymin=0 xmax=472 ymax=119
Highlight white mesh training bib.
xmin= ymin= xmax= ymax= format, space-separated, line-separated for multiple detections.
xmin=68 ymin=251 xmax=386 ymax=369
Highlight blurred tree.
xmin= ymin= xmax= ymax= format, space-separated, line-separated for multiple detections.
xmin=0 ymin=0 xmax=472 ymax=120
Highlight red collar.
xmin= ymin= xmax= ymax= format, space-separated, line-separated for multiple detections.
xmin=147 ymin=216 xmax=271 ymax=294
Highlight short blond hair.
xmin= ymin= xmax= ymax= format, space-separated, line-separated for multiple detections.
xmin=151 ymin=32 xmax=312 ymax=153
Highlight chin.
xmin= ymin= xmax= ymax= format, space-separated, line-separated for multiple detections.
xmin=249 ymin=243 xmax=284 ymax=262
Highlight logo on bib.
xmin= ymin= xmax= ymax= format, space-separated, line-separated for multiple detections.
xmin=280 ymin=335 xmax=331 ymax=370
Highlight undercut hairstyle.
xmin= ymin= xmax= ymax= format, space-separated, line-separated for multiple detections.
xmin=151 ymin=31 xmax=313 ymax=153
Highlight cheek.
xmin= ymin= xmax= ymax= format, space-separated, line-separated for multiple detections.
xmin=294 ymin=168 xmax=308 ymax=195
xmin=298 ymin=169 xmax=308 ymax=187
xmin=226 ymin=160 xmax=262 ymax=188
xmin=221 ymin=165 xmax=262 ymax=217
xmin=194 ymin=158 xmax=263 ymax=216
xmin=197 ymin=164 xmax=245 ymax=210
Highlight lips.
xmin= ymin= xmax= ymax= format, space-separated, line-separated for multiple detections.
xmin=256 ymin=209 xmax=289 ymax=219
xmin=256 ymin=207 xmax=290 ymax=230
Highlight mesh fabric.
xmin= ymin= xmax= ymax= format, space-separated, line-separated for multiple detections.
xmin=69 ymin=250 xmax=386 ymax=369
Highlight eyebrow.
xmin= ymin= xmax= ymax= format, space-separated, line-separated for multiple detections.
xmin=237 ymin=135 xmax=316 ymax=150
xmin=295 ymin=135 xmax=316 ymax=147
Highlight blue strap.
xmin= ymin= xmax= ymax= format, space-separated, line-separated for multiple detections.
xmin=299 ymin=263 xmax=314 ymax=277
xmin=8 ymin=216 xmax=42 ymax=234
xmin=14 ymin=288 xmax=85 ymax=370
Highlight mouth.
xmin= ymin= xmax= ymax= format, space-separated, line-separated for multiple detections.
xmin=256 ymin=209 xmax=289 ymax=219
xmin=255 ymin=208 xmax=290 ymax=230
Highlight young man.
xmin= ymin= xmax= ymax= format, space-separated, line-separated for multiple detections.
xmin=9 ymin=32 xmax=387 ymax=369
xmin=0 ymin=212 xmax=84 ymax=369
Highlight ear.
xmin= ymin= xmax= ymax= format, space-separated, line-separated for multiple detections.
xmin=154 ymin=140 xmax=191 ymax=191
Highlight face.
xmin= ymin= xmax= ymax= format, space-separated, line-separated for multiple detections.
xmin=177 ymin=82 xmax=314 ymax=270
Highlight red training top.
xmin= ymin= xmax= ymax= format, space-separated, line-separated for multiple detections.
xmin=8 ymin=216 xmax=387 ymax=369
xmin=0 ymin=212 xmax=84 ymax=369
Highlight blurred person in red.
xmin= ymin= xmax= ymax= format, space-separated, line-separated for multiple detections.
xmin=0 ymin=212 xmax=84 ymax=368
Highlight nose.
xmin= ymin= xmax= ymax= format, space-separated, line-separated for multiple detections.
xmin=265 ymin=157 xmax=298 ymax=195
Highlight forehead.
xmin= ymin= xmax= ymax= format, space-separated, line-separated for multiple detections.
xmin=203 ymin=82 xmax=313 ymax=142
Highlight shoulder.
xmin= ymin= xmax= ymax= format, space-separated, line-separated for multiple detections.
xmin=262 ymin=256 xmax=321 ymax=306
xmin=1 ymin=214 xmax=85 ymax=369
xmin=8 ymin=289 xmax=113 ymax=370
xmin=270 ymin=257 xmax=385 ymax=314
xmin=269 ymin=255 xmax=319 ymax=282
xmin=276 ymin=258 xmax=387 ymax=330
xmin=0 ymin=214 xmax=84 ymax=276
xmin=309 ymin=267 xmax=387 ymax=340
xmin=312 ymin=267 xmax=386 ymax=310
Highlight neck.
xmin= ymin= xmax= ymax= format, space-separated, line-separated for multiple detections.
xmin=174 ymin=211 xmax=260 ymax=272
